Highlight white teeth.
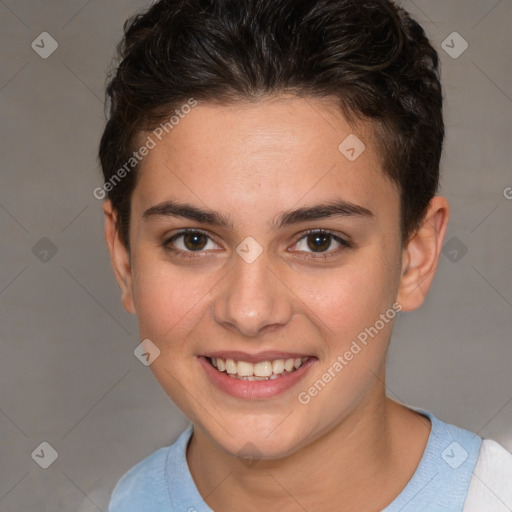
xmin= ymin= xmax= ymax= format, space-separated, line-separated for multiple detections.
xmin=284 ymin=359 xmax=295 ymax=372
xmin=225 ymin=358 xmax=237 ymax=374
xmin=272 ymin=359 xmax=285 ymax=374
xmin=253 ymin=361 xmax=273 ymax=377
xmin=237 ymin=360 xmax=254 ymax=377
xmin=209 ymin=356 xmax=310 ymax=379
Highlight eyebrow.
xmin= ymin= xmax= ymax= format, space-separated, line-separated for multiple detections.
xmin=142 ymin=198 xmax=374 ymax=229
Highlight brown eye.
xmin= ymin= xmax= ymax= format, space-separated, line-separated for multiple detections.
xmin=306 ymin=233 xmax=332 ymax=252
xmin=165 ymin=230 xmax=219 ymax=254
xmin=183 ymin=232 xmax=208 ymax=251
xmin=292 ymin=230 xmax=350 ymax=257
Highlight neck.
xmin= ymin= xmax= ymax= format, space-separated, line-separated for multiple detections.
xmin=187 ymin=381 xmax=431 ymax=512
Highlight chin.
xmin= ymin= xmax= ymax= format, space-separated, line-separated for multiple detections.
xmin=206 ymin=418 xmax=306 ymax=461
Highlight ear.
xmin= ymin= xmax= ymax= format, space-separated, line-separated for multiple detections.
xmin=103 ymin=200 xmax=136 ymax=315
xmin=397 ymin=196 xmax=450 ymax=311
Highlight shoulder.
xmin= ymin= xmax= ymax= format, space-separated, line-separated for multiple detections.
xmin=107 ymin=446 xmax=171 ymax=512
xmin=108 ymin=426 xmax=194 ymax=512
xmin=463 ymin=439 xmax=512 ymax=512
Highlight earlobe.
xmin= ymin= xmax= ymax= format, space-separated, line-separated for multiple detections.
xmin=102 ymin=201 xmax=136 ymax=315
xmin=397 ymin=196 xmax=450 ymax=311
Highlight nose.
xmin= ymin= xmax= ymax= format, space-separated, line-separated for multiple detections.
xmin=212 ymin=251 xmax=294 ymax=338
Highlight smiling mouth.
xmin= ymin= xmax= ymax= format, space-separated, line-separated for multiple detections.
xmin=207 ymin=356 xmax=311 ymax=381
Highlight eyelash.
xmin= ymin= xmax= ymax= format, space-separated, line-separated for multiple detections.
xmin=162 ymin=228 xmax=352 ymax=261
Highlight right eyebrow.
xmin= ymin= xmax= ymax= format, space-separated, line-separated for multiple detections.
xmin=142 ymin=200 xmax=235 ymax=229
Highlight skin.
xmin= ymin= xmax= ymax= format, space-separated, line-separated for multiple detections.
xmin=103 ymin=95 xmax=450 ymax=511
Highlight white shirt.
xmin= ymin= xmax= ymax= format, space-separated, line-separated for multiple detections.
xmin=464 ymin=438 xmax=512 ymax=511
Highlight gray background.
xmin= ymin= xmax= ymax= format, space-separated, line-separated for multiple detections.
xmin=0 ymin=0 xmax=511 ymax=510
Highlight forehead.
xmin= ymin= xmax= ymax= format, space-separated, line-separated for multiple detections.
xmin=132 ymin=96 xmax=398 ymax=227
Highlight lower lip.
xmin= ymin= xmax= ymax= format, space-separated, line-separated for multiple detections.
xmin=198 ymin=356 xmax=316 ymax=399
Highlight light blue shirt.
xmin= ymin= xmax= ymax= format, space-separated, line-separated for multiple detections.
xmin=108 ymin=408 xmax=482 ymax=511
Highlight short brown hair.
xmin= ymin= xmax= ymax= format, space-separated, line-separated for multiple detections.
xmin=98 ymin=0 xmax=444 ymax=250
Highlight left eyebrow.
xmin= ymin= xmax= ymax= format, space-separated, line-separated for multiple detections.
xmin=273 ymin=199 xmax=374 ymax=229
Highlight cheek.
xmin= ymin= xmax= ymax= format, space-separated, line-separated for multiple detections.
xmin=298 ymin=254 xmax=400 ymax=342
xmin=129 ymin=253 xmax=214 ymax=413
xmin=292 ymin=257 xmax=400 ymax=413
xmin=130 ymin=250 xmax=216 ymax=343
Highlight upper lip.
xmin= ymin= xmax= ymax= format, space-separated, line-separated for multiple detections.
xmin=202 ymin=351 xmax=315 ymax=364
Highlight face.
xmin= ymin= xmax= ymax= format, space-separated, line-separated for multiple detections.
xmin=112 ymin=95 xmax=408 ymax=458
